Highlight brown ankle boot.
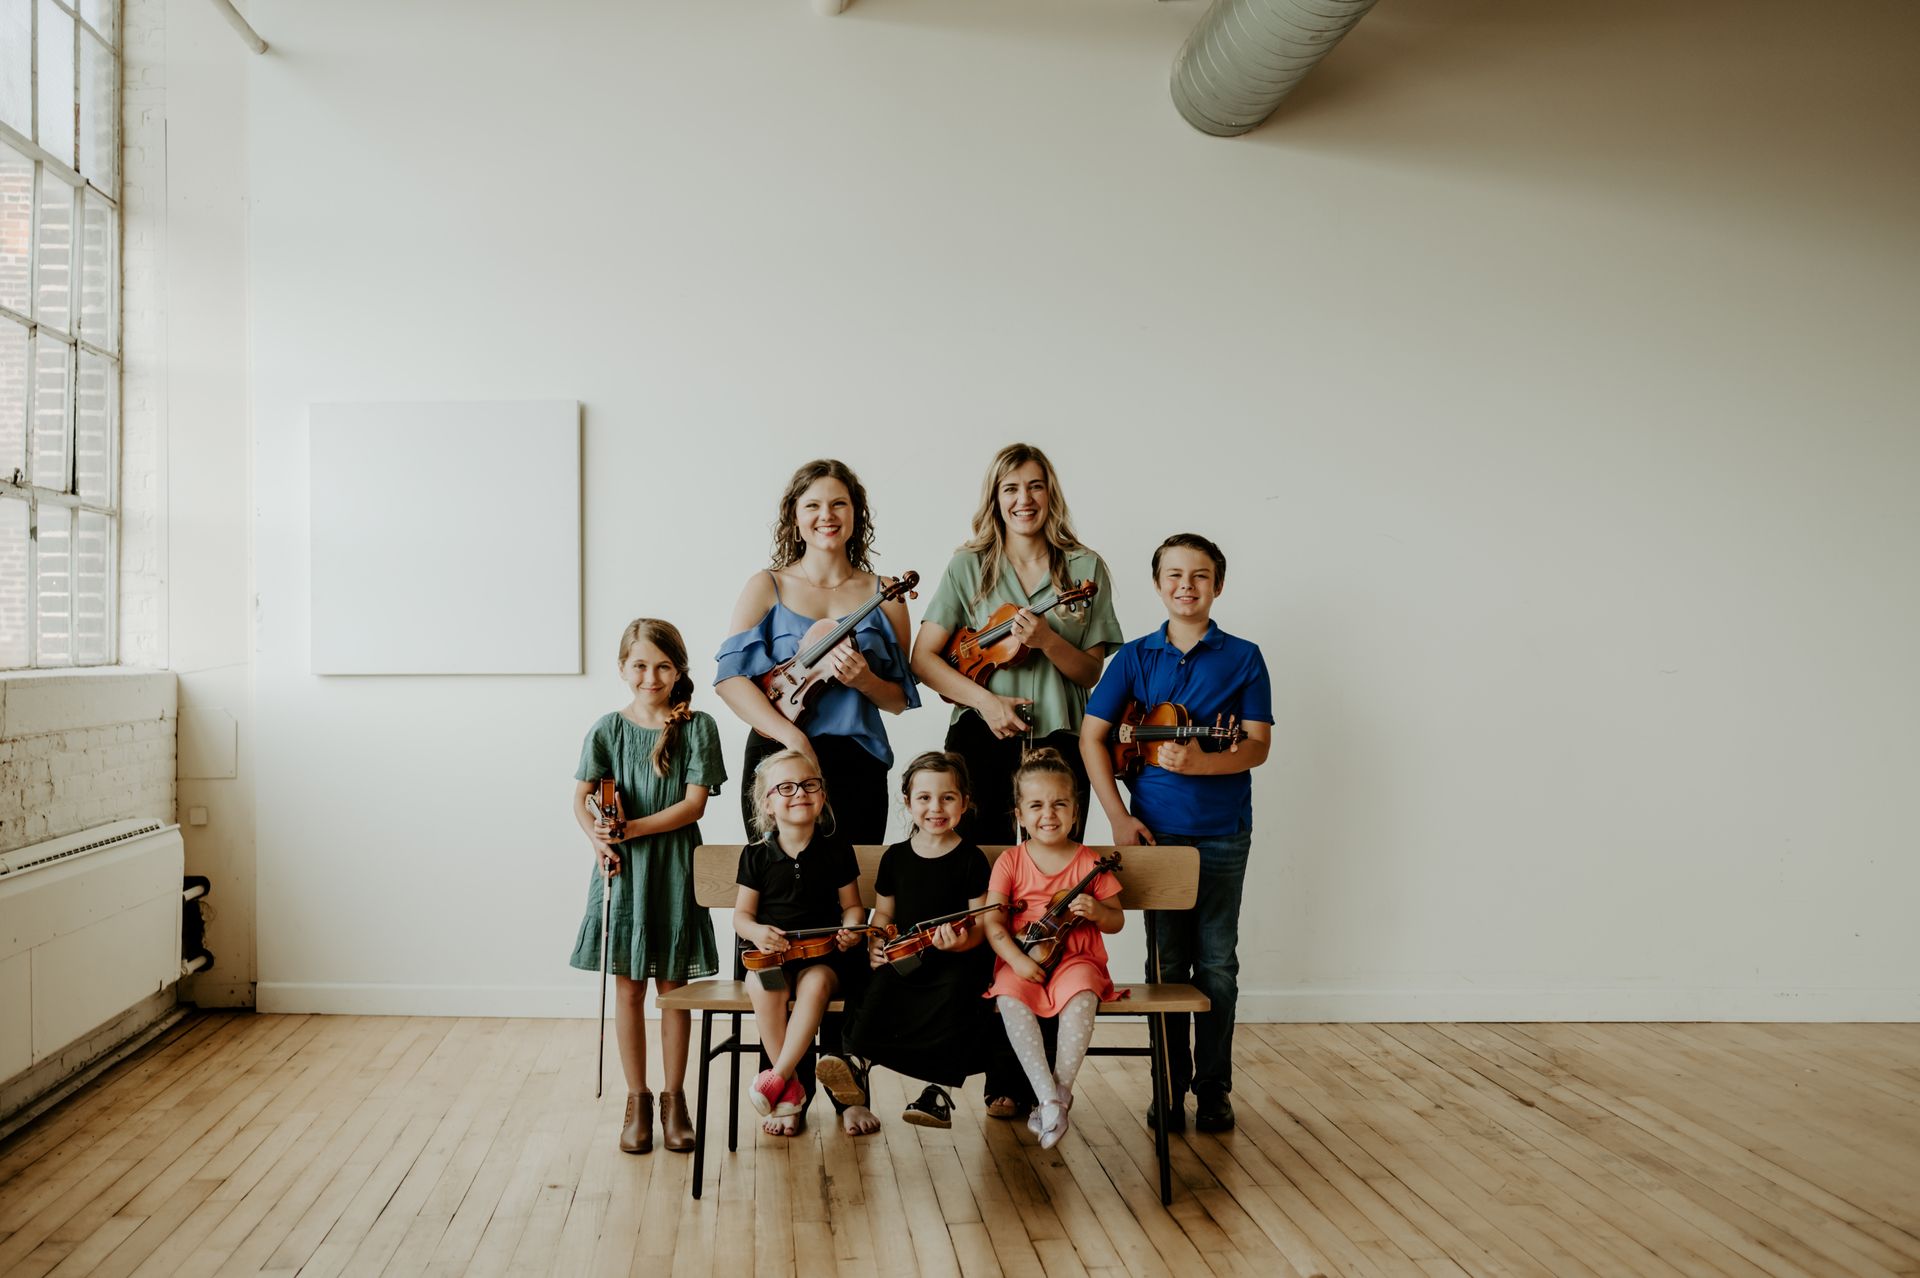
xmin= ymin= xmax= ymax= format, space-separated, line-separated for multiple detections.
xmin=620 ymin=1091 xmax=654 ymax=1154
xmin=659 ymin=1089 xmax=695 ymax=1153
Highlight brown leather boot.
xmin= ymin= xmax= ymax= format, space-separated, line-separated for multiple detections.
xmin=659 ymin=1089 xmax=695 ymax=1153
xmin=620 ymin=1091 xmax=654 ymax=1154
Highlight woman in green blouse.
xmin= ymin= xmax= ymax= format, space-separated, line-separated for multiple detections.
xmin=910 ymin=443 xmax=1124 ymax=848
xmin=910 ymin=444 xmax=1123 ymax=1120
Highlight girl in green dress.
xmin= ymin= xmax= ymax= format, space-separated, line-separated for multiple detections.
xmin=570 ymin=618 xmax=726 ymax=1155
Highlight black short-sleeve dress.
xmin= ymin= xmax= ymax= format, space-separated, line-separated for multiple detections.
xmin=843 ymin=840 xmax=996 ymax=1086
xmin=735 ymin=831 xmax=868 ymax=995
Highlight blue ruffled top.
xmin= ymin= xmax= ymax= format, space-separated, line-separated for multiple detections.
xmin=714 ymin=596 xmax=919 ymax=766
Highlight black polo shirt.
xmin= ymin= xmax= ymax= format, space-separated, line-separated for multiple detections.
xmin=735 ymin=831 xmax=860 ymax=933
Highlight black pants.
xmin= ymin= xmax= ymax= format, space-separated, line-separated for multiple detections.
xmin=739 ymin=730 xmax=890 ymax=1114
xmin=740 ymin=730 xmax=891 ymax=845
xmin=943 ymin=712 xmax=1090 ymax=847
xmin=945 ymin=711 xmax=1088 ymax=1106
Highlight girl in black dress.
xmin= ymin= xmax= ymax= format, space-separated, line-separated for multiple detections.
xmin=820 ymin=752 xmax=1000 ymax=1128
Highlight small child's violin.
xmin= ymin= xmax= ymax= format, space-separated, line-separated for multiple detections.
xmin=1016 ymin=852 xmax=1121 ymax=974
xmin=742 ymin=923 xmax=898 ymax=972
xmin=879 ymin=904 xmax=1004 ymax=971
xmin=587 ymin=778 xmax=626 ymax=848
xmin=938 ymin=579 xmax=1098 ymax=704
xmin=1107 ymin=700 xmax=1247 ymax=778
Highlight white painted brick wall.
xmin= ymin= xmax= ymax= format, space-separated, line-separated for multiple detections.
xmin=0 ymin=672 xmax=176 ymax=854
xmin=118 ymin=0 xmax=165 ymax=670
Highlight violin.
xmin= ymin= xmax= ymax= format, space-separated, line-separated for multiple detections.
xmin=938 ymin=579 xmax=1099 ymax=704
xmin=879 ymin=904 xmax=1004 ymax=972
xmin=759 ymin=573 xmax=920 ymax=723
xmin=586 ymin=778 xmax=626 ymax=850
xmin=1016 ymin=852 xmax=1122 ymax=974
xmin=741 ymin=922 xmax=898 ymax=972
xmin=1107 ymin=701 xmax=1247 ymax=779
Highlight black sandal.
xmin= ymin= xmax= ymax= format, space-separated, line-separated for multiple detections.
xmin=815 ymin=1054 xmax=870 ymax=1108
xmin=902 ymin=1084 xmax=954 ymax=1129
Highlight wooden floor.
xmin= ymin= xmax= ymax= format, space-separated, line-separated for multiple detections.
xmin=1 ymin=1015 xmax=1916 ymax=1278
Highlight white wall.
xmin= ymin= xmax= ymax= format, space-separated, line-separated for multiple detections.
xmin=244 ymin=0 xmax=1920 ymax=1018
xmin=118 ymin=0 xmax=256 ymax=1007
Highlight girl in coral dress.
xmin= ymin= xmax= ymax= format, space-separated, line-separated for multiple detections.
xmin=981 ymin=747 xmax=1123 ymax=1149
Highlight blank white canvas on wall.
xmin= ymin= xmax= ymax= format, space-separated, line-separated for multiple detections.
xmin=309 ymin=401 xmax=582 ymax=675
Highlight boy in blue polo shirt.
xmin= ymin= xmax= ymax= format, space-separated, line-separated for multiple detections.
xmin=1079 ymin=533 xmax=1272 ymax=1133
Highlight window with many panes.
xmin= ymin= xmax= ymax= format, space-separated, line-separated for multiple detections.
xmin=2 ymin=0 xmax=118 ymax=669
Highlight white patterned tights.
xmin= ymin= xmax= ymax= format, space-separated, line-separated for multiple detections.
xmin=996 ymin=990 xmax=1098 ymax=1109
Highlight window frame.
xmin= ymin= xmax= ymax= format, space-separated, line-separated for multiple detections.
xmin=1 ymin=0 xmax=120 ymax=670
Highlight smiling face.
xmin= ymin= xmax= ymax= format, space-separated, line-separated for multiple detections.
xmin=620 ymin=637 xmax=682 ymax=705
xmin=1015 ymin=772 xmax=1076 ymax=844
xmin=1154 ymin=545 xmax=1219 ymax=624
xmin=762 ymin=755 xmax=825 ymax=829
xmin=907 ymin=768 xmax=968 ymax=835
xmin=995 ymin=460 xmax=1050 ymax=540
xmin=793 ymin=477 xmax=854 ymax=558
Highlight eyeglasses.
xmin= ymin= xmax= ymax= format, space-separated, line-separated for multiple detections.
xmin=767 ymin=778 xmax=824 ymax=798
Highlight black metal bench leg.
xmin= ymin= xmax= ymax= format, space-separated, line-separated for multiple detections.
xmin=692 ymin=1009 xmax=712 ymax=1200
xmin=728 ymin=1010 xmax=742 ymax=1152
xmin=1150 ymin=1011 xmax=1173 ymax=1205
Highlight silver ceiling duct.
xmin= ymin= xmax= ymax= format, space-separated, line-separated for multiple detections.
xmin=1171 ymin=0 xmax=1379 ymax=136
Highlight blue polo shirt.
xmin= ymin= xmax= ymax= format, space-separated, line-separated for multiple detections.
xmin=1086 ymin=621 xmax=1272 ymax=836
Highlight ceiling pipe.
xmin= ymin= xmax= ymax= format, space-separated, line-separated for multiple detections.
xmin=205 ymin=0 xmax=268 ymax=54
xmin=1171 ymin=0 xmax=1377 ymax=136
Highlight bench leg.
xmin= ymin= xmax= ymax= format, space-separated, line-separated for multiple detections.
xmin=728 ymin=1010 xmax=742 ymax=1152
xmin=691 ymin=1010 xmax=712 ymax=1200
xmin=1149 ymin=1011 xmax=1173 ymax=1206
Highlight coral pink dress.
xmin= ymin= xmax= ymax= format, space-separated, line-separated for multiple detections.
xmin=986 ymin=842 xmax=1120 ymax=1016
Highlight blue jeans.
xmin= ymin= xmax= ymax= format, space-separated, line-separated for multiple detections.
xmin=1147 ymin=830 xmax=1251 ymax=1096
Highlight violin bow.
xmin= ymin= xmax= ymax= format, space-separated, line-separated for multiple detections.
xmin=588 ymin=788 xmax=615 ymax=1101
xmin=596 ymin=861 xmax=611 ymax=1100
xmin=898 ymin=903 xmax=1004 ymax=937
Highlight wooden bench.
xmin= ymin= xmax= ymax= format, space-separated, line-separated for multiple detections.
xmin=656 ymin=843 xmax=1209 ymax=1204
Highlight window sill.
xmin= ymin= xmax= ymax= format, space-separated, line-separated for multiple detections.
xmin=0 ymin=668 xmax=177 ymax=738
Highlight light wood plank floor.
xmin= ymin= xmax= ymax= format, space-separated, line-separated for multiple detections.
xmin=1 ymin=1015 xmax=1916 ymax=1277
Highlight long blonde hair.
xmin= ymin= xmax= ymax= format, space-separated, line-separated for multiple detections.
xmin=961 ymin=443 xmax=1084 ymax=607
xmin=749 ymin=749 xmax=828 ymax=839
xmin=617 ymin=618 xmax=696 ymax=777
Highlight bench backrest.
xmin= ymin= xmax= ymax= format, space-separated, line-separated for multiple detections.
xmin=693 ymin=843 xmax=1197 ymax=912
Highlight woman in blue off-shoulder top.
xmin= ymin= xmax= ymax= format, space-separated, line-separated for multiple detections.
xmin=713 ymin=458 xmax=918 ymax=847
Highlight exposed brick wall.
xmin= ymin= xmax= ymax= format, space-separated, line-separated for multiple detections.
xmin=0 ymin=672 xmax=175 ymax=854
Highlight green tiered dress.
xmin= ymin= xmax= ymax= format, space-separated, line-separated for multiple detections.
xmin=568 ymin=710 xmax=726 ymax=981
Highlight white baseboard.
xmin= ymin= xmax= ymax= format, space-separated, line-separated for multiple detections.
xmin=258 ymin=982 xmax=606 ymax=1018
xmin=259 ymin=981 xmax=1920 ymax=1022
xmin=1235 ymin=986 xmax=1920 ymax=1022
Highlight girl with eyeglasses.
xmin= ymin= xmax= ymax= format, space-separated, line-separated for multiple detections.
xmin=731 ymin=749 xmax=870 ymax=1138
